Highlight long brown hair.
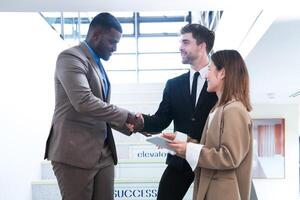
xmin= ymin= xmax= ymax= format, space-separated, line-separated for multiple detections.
xmin=211 ymin=50 xmax=252 ymax=111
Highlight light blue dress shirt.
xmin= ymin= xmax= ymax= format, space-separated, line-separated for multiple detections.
xmin=83 ymin=41 xmax=110 ymax=99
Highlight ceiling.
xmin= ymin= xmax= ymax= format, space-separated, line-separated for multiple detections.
xmin=0 ymin=0 xmax=299 ymax=104
xmin=0 ymin=0 xmax=280 ymax=12
xmin=246 ymin=14 xmax=300 ymax=104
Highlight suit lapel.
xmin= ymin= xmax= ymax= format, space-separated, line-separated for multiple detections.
xmin=181 ymin=71 xmax=210 ymax=113
xmin=79 ymin=42 xmax=104 ymax=84
xmin=179 ymin=72 xmax=194 ymax=113
xmin=200 ymin=121 xmax=208 ymax=144
xmin=185 ymin=72 xmax=210 ymax=112
xmin=106 ymin=71 xmax=111 ymax=102
xmin=195 ymin=81 xmax=208 ymax=110
xmin=97 ymin=60 xmax=111 ymax=102
xmin=79 ymin=42 xmax=107 ymax=101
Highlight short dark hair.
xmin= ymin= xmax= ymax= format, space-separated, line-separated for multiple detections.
xmin=90 ymin=12 xmax=122 ymax=33
xmin=180 ymin=24 xmax=215 ymax=54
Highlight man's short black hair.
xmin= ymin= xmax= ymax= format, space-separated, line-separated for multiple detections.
xmin=181 ymin=23 xmax=215 ymax=54
xmin=90 ymin=12 xmax=122 ymax=33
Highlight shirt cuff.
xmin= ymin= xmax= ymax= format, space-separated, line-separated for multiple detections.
xmin=174 ymin=131 xmax=187 ymax=142
xmin=186 ymin=142 xmax=203 ymax=171
xmin=168 ymin=150 xmax=176 ymax=155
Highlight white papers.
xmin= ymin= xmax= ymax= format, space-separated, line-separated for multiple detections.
xmin=146 ymin=136 xmax=175 ymax=151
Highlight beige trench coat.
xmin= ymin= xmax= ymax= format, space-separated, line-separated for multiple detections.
xmin=193 ymin=100 xmax=252 ymax=200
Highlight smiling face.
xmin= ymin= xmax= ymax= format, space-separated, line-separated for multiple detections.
xmin=93 ymin=27 xmax=121 ymax=61
xmin=179 ymin=33 xmax=203 ymax=65
xmin=206 ymin=61 xmax=225 ymax=95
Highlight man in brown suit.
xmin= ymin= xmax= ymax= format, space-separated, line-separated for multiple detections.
xmin=44 ymin=12 xmax=142 ymax=200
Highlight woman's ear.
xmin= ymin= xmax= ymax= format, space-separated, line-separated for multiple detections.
xmin=218 ymin=68 xmax=225 ymax=80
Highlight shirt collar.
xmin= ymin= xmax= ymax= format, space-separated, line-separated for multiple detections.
xmin=83 ymin=41 xmax=101 ymax=63
xmin=190 ymin=62 xmax=210 ymax=80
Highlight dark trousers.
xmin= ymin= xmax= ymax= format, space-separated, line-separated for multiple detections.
xmin=157 ymin=164 xmax=194 ymax=200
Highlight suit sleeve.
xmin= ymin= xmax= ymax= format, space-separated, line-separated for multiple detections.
xmin=56 ymin=51 xmax=128 ymax=126
xmin=110 ymin=122 xmax=132 ymax=136
xmin=142 ymin=80 xmax=173 ymax=133
xmin=198 ymin=106 xmax=251 ymax=170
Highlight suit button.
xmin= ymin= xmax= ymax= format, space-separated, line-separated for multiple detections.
xmin=191 ymin=118 xmax=195 ymax=121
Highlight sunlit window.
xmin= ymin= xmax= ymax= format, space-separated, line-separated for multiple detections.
xmin=140 ymin=22 xmax=186 ymax=34
xmin=138 ymin=54 xmax=184 ymax=70
xmin=115 ymin=37 xmax=136 ymax=53
xmin=104 ymin=54 xmax=137 ymax=70
xmin=41 ymin=11 xmax=219 ymax=83
xmin=138 ymin=37 xmax=180 ymax=53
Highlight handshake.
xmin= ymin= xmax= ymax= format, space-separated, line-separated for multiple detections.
xmin=126 ymin=113 xmax=151 ymax=137
xmin=125 ymin=112 xmax=146 ymax=134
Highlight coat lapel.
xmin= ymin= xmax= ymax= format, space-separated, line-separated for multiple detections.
xmin=195 ymin=80 xmax=208 ymax=111
xmin=106 ymin=74 xmax=111 ymax=103
xmin=79 ymin=42 xmax=107 ymax=101
xmin=203 ymin=106 xmax=223 ymax=146
xmin=179 ymin=72 xmax=193 ymax=112
xmin=97 ymin=60 xmax=111 ymax=102
xmin=200 ymin=121 xmax=209 ymax=145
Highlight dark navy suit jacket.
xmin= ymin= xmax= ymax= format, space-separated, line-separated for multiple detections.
xmin=142 ymin=71 xmax=218 ymax=170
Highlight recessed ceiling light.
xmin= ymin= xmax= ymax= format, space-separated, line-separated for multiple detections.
xmin=266 ymin=92 xmax=275 ymax=99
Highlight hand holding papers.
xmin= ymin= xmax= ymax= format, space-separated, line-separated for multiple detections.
xmin=146 ymin=135 xmax=175 ymax=152
xmin=146 ymin=132 xmax=188 ymax=158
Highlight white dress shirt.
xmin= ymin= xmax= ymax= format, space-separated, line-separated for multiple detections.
xmin=184 ymin=109 xmax=217 ymax=171
xmin=173 ymin=64 xmax=211 ymax=170
xmin=189 ymin=65 xmax=209 ymax=107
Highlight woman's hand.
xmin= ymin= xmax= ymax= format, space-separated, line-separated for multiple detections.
xmin=162 ymin=132 xmax=187 ymax=158
xmin=162 ymin=132 xmax=176 ymax=141
xmin=168 ymin=141 xmax=187 ymax=158
xmin=161 ymin=132 xmax=187 ymax=158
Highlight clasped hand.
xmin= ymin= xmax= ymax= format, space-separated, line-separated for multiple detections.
xmin=126 ymin=112 xmax=151 ymax=137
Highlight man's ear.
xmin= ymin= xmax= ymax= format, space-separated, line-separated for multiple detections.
xmin=93 ymin=30 xmax=101 ymax=40
xmin=201 ymin=42 xmax=207 ymax=52
xmin=91 ymin=27 xmax=103 ymax=41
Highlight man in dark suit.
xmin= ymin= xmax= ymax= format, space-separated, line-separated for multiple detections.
xmin=44 ymin=13 xmax=142 ymax=200
xmin=135 ymin=24 xmax=218 ymax=200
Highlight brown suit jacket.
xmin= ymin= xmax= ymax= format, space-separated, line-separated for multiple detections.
xmin=44 ymin=42 xmax=131 ymax=169
xmin=193 ymin=100 xmax=252 ymax=200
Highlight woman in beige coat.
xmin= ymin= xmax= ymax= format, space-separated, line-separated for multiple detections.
xmin=164 ymin=49 xmax=253 ymax=200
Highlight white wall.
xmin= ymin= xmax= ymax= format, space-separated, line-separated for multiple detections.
xmin=0 ymin=12 xmax=299 ymax=200
xmin=0 ymin=13 xmax=66 ymax=200
xmin=251 ymin=103 xmax=299 ymax=200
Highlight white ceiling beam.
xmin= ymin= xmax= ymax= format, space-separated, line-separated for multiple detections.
xmin=0 ymin=0 xmax=273 ymax=12
xmin=214 ymin=9 xmax=270 ymax=52
xmin=238 ymin=9 xmax=278 ymax=57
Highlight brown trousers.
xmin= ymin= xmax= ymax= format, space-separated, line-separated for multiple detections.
xmin=52 ymin=144 xmax=114 ymax=200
